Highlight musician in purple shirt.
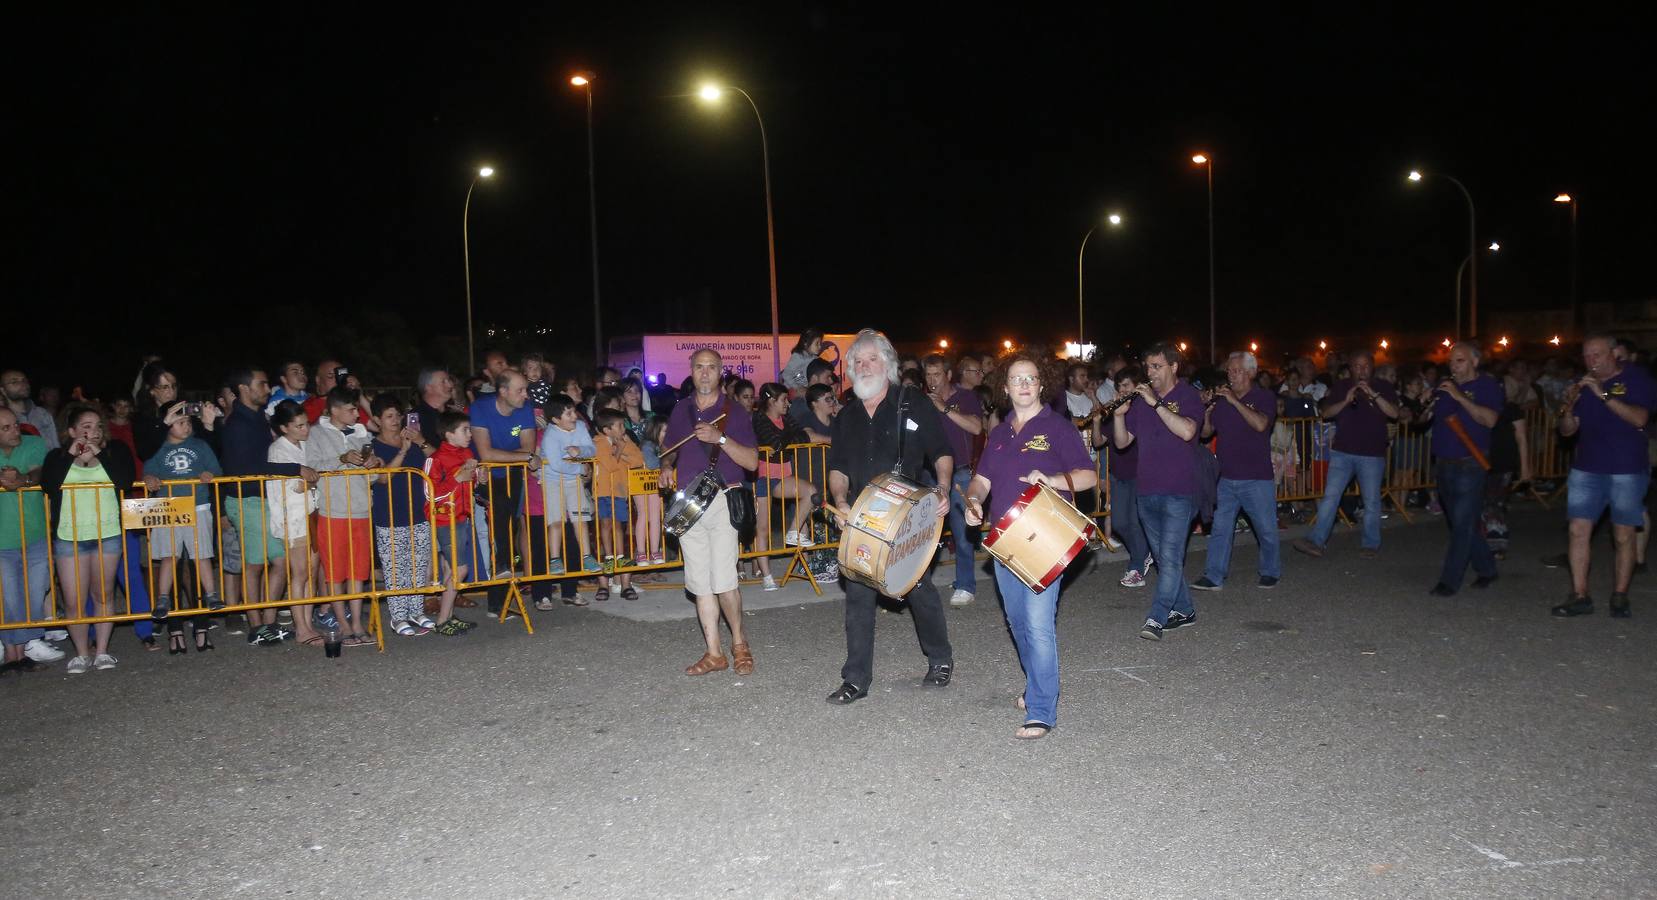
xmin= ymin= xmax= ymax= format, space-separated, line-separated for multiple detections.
xmin=1193 ymin=351 xmax=1281 ymax=591
xmin=1427 ymin=343 xmax=1502 ymax=596
xmin=963 ymin=357 xmax=1096 ymax=740
xmin=1112 ymin=342 xmax=1202 ymax=641
xmin=662 ymin=348 xmax=760 ymax=677
xmin=1293 ymin=350 xmax=1400 ymax=559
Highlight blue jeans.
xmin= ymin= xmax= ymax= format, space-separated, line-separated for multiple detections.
xmin=1435 ymin=458 xmax=1497 ymax=589
xmin=1310 ymin=450 xmax=1385 ymax=550
xmin=120 ymin=533 xmax=154 ymax=640
xmin=993 ymin=559 xmax=1059 ymax=726
xmin=1109 ymin=475 xmax=1150 ymax=570
xmin=1205 ymin=478 xmax=1281 ymax=584
xmin=0 ymin=542 xmax=50 ymax=644
xmin=946 ymin=468 xmax=979 ymax=593
xmin=1139 ymin=493 xmax=1196 ymax=624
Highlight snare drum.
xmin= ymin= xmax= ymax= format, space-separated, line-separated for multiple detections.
xmin=837 ymin=472 xmax=945 ymax=598
xmin=983 ymin=482 xmax=1096 ymax=592
xmin=663 ymin=469 xmax=725 ymax=538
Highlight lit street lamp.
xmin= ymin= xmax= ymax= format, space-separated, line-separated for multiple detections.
xmin=1408 ymin=168 xmax=1479 ymax=338
xmin=1553 ymin=192 xmax=1579 ymax=332
xmin=698 ymin=83 xmax=782 ymax=379
xmin=463 ymin=165 xmax=496 ymax=377
xmin=1077 ymin=212 xmax=1124 ymax=359
xmin=571 ymin=74 xmax=604 ymax=366
xmin=1192 ymin=153 xmax=1216 ymax=363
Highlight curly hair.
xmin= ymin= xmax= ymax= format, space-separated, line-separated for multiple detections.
xmin=985 ymin=353 xmax=1065 ymax=405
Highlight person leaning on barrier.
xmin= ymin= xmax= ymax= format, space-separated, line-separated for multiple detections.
xmin=367 ymin=394 xmax=439 ymax=637
xmin=467 ymin=368 xmax=541 ymax=619
xmin=41 ymin=404 xmax=138 ymax=674
xmin=1292 ymin=349 xmax=1399 ymax=561
xmin=307 ymin=386 xmax=380 ymax=647
xmin=2 ymin=369 xmax=59 ymax=449
xmin=0 ymin=406 xmax=64 ymax=669
xmin=411 ymin=367 xmax=459 ymax=454
xmin=141 ymin=404 xmax=224 ymax=630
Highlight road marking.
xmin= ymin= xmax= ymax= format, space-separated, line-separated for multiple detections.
xmin=1074 ymin=665 xmax=1159 ymax=685
xmin=1441 ymin=836 xmax=1603 ymax=875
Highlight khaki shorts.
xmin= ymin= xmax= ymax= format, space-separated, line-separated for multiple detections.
xmin=679 ymin=490 xmax=739 ymax=597
xmin=541 ymin=472 xmax=592 ymax=522
xmin=148 ymin=506 xmax=216 ymax=560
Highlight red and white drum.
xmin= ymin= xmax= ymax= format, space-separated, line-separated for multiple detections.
xmin=983 ymin=482 xmax=1096 ymax=592
xmin=837 ymin=472 xmax=945 ymax=598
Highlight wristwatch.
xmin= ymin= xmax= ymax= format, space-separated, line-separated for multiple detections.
xmin=718 ymin=435 xmax=728 ymax=446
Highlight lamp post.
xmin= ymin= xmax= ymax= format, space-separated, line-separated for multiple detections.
xmin=1454 ymin=241 xmax=1500 ymax=341
xmin=1192 ymin=153 xmax=1216 ymax=363
xmin=698 ymin=83 xmax=782 ymax=379
xmin=462 ymin=165 xmax=495 ymax=377
xmin=1408 ymin=169 xmax=1479 ymax=338
xmin=1077 ymin=212 xmax=1123 ymax=357
xmin=571 ymin=75 xmax=604 ymax=367
xmin=1553 ymin=193 xmax=1579 ymax=334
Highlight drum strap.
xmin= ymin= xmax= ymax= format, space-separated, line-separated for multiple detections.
xmin=702 ymin=397 xmax=732 ymax=473
xmin=890 ymin=384 xmax=909 ymax=476
xmin=1061 ymin=471 xmax=1074 ymax=493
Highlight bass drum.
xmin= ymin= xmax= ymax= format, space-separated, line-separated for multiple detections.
xmin=837 ymin=472 xmax=945 ymax=598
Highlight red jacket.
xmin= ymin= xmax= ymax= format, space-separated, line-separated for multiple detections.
xmin=424 ymin=442 xmax=475 ymax=526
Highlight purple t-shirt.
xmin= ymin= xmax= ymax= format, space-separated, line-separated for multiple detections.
xmin=663 ymin=394 xmax=759 ymax=488
xmin=1210 ymin=385 xmax=1276 ymax=481
xmin=1572 ymin=365 xmax=1656 ymax=475
xmin=1430 ymin=374 xmax=1503 ymax=459
xmin=977 ymin=405 xmax=1094 ymax=524
xmin=939 ymin=385 xmax=984 ymax=470
xmin=1109 ymin=438 xmax=1138 ymax=482
xmin=1123 ymin=380 xmax=1201 ymax=496
xmin=1327 ymin=378 xmax=1399 ymax=457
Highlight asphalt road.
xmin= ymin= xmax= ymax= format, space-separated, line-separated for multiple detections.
xmin=2 ymin=505 xmax=1652 ymax=899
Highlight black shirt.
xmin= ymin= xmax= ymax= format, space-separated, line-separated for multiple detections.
xmin=413 ymin=400 xmax=447 ymax=450
xmin=827 ymin=384 xmax=953 ymax=499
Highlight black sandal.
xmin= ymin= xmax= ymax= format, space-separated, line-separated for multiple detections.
xmin=595 ymin=587 xmax=610 ymax=602
xmin=168 ymin=622 xmax=187 ymax=655
xmin=620 ymin=586 xmax=639 ymax=601
xmin=193 ymin=620 xmax=214 ymax=652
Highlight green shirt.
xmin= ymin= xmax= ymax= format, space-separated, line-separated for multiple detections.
xmin=57 ymin=462 xmax=122 ymax=542
xmin=0 ymin=435 xmax=47 ymax=549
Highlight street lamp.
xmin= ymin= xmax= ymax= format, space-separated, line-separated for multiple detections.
xmin=1077 ymin=212 xmax=1124 ymax=359
xmin=1407 ymin=168 xmax=1479 ymax=339
xmin=698 ymin=82 xmax=782 ymax=378
xmin=570 ymin=74 xmax=604 ymax=367
xmin=463 ymin=165 xmax=496 ymax=377
xmin=1553 ymin=192 xmax=1579 ymax=333
xmin=1454 ymin=240 xmax=1499 ymax=342
xmin=1192 ymin=153 xmax=1216 ymax=363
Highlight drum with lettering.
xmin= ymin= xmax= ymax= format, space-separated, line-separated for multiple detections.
xmin=983 ymin=482 xmax=1096 ymax=592
xmin=837 ymin=472 xmax=945 ymax=598
xmin=663 ymin=469 xmax=725 ymax=538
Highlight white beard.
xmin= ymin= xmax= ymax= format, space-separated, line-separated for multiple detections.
xmin=852 ymin=372 xmax=887 ymax=401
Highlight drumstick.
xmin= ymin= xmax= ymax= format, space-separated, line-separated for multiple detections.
xmin=660 ymin=413 xmax=729 ymax=457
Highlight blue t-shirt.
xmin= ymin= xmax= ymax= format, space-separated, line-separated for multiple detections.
xmin=144 ymin=436 xmax=223 ymax=506
xmin=468 ymin=397 xmax=538 ymax=479
xmin=1431 ymin=374 xmax=1504 ymax=459
xmin=1572 ymin=364 xmax=1656 ymax=475
xmin=370 ymin=439 xmax=428 ymax=527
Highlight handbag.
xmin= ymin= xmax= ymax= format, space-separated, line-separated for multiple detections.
xmin=726 ymin=482 xmax=757 ymax=545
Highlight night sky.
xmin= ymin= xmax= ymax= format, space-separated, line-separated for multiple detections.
xmin=14 ymin=7 xmax=1653 ymax=392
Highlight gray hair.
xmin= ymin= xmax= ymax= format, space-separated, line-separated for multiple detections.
xmin=416 ymin=367 xmax=448 ymax=393
xmin=1226 ymin=351 xmax=1258 ymax=374
xmin=848 ymin=328 xmax=900 ymax=385
xmin=1450 ymin=341 xmax=1482 ymax=364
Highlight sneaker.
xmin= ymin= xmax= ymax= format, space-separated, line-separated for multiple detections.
xmin=1258 ymin=576 xmax=1279 ymax=589
xmin=1539 ymin=552 xmax=1568 ymax=569
xmin=1119 ymin=569 xmax=1146 ymax=588
xmin=66 ymin=655 xmax=92 ymax=675
xmin=1609 ymin=592 xmax=1631 ymax=618
xmin=1143 ymin=553 xmax=1155 ymax=572
xmin=44 ymin=629 xmax=68 ymax=642
xmin=434 ymin=617 xmax=469 ymax=636
xmin=784 ymin=530 xmax=802 ymax=547
xmin=1139 ymin=619 xmax=1163 ymax=641
xmin=652 ymin=552 xmax=667 ymax=565
xmin=580 ymin=555 xmax=602 ymax=572
xmin=93 ymin=653 xmax=118 ymax=670
xmin=273 ymin=623 xmax=295 ymax=642
xmin=1102 ymin=536 xmax=1125 ymax=553
xmin=1551 ymin=594 xmax=1593 ymax=617
xmin=1164 ymin=610 xmax=1197 ymax=630
xmin=547 ymin=559 xmax=566 ymax=575
xmin=204 ymin=592 xmax=225 ymax=612
xmin=23 ymin=639 xmax=65 ymax=663
xmin=535 ymin=597 xmax=557 ymax=611
xmin=151 ymin=593 xmax=172 ymax=621
xmin=254 ymin=624 xmax=283 ymax=645
xmin=762 ymin=574 xmax=779 ymax=592
xmin=412 ymin=614 xmax=439 ymax=630
xmin=949 ymin=589 xmax=974 ymax=607
xmin=314 ymin=607 xmax=341 ymax=632
xmin=1191 ymin=576 xmax=1222 ymax=591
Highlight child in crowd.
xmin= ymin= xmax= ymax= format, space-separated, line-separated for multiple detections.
xmin=306 ymin=387 xmax=378 ymax=648
xmin=368 ymin=394 xmax=438 ymax=637
xmin=633 ymin=415 xmax=666 ymax=567
xmin=142 ymin=408 xmax=224 ymax=651
xmin=521 ymin=412 xmax=558 ymax=611
xmin=423 ymin=411 xmax=480 ymax=635
xmin=265 ymin=400 xmax=317 ymax=646
xmin=538 ymin=395 xmax=597 ymax=576
xmin=592 ymin=409 xmax=643 ymax=601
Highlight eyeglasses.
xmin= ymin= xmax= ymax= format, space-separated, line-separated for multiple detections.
xmin=960 ymin=368 xmax=981 ymax=375
xmin=1007 ymin=375 xmax=1039 ymax=387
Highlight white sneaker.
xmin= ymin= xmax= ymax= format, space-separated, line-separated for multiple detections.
xmin=784 ymin=530 xmax=802 ymax=547
xmin=949 ymin=589 xmax=974 ymax=607
xmin=66 ymin=655 xmax=92 ymax=675
xmin=762 ymin=574 xmax=779 ymax=592
xmin=44 ymin=629 xmax=68 ymax=642
xmin=652 ymin=552 xmax=667 ymax=565
xmin=24 ymin=639 xmax=65 ymax=662
xmin=93 ymin=653 xmax=118 ymax=670
xmin=1120 ymin=569 xmax=1146 ymax=588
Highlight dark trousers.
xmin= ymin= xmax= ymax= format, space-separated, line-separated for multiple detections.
xmin=841 ymin=577 xmax=953 ymax=689
xmin=1435 ymin=458 xmax=1497 ymax=589
xmin=484 ymin=473 xmax=524 ymax=612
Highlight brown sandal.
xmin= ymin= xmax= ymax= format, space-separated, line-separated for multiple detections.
xmin=685 ymin=652 xmax=729 ymax=676
xmin=731 ymin=643 xmax=755 ymax=676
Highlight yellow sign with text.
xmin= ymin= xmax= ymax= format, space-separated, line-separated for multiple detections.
xmin=629 ymin=468 xmax=660 ymax=496
xmin=121 ymin=497 xmax=197 ymax=530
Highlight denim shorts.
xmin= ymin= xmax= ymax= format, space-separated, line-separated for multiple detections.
xmin=595 ymin=496 xmax=630 ymax=522
xmin=434 ymin=519 xmax=478 ymax=579
xmin=1567 ymin=468 xmax=1650 ymax=527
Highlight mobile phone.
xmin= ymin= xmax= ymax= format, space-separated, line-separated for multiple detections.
xmin=405 ymin=411 xmax=421 ymax=432
xmin=185 ymin=402 xmax=204 ymax=417
xmin=334 ymin=367 xmax=349 ymax=381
